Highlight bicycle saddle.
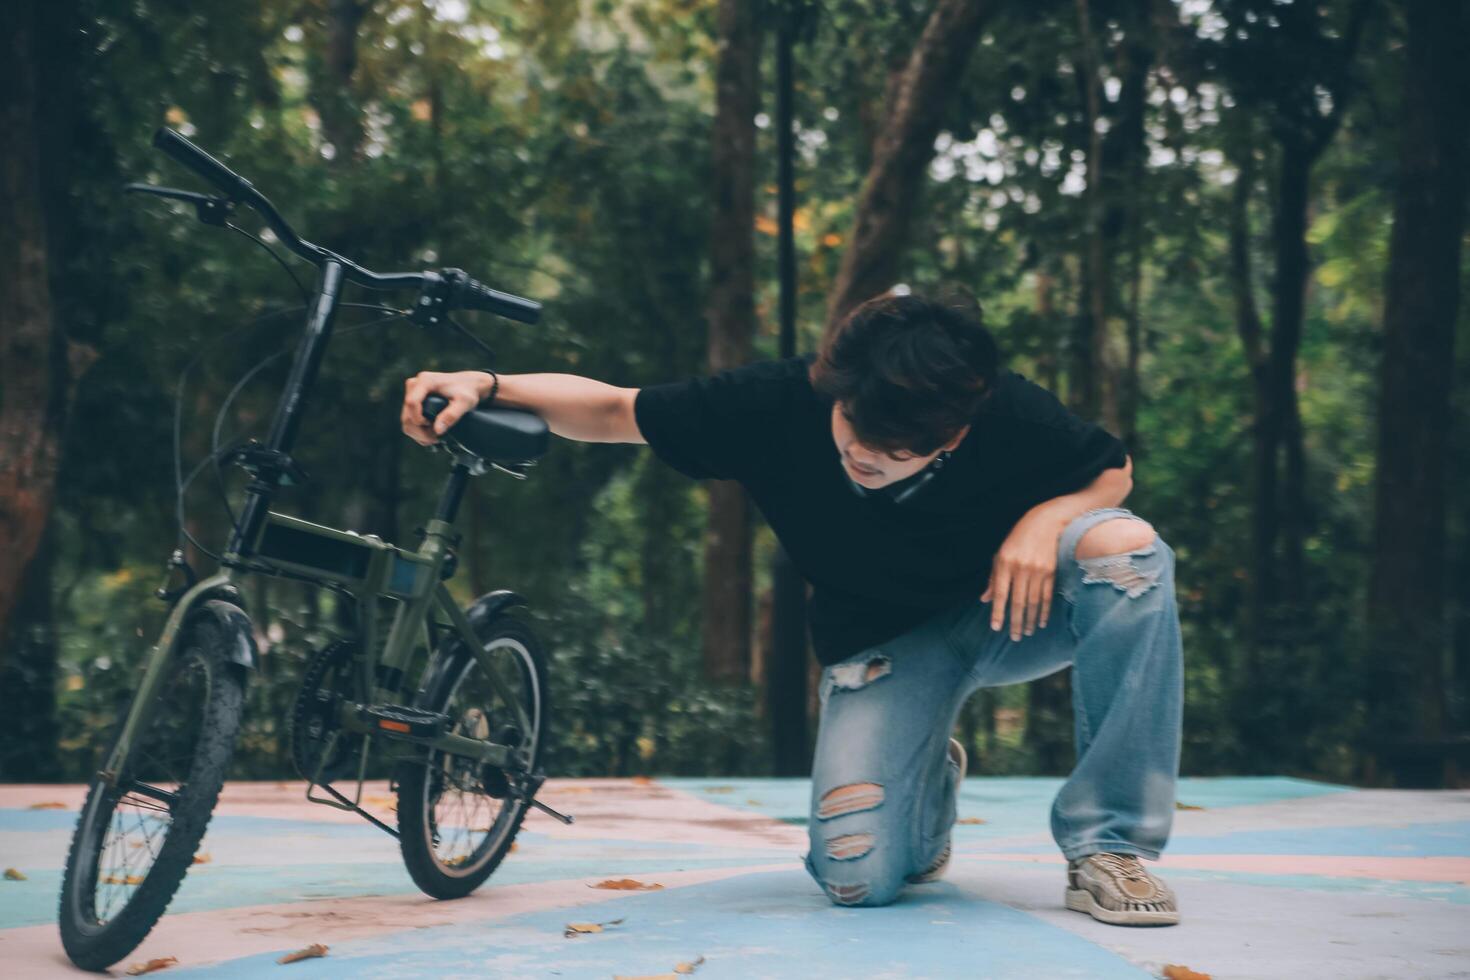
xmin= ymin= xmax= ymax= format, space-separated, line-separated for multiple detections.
xmin=422 ymin=394 xmax=550 ymax=463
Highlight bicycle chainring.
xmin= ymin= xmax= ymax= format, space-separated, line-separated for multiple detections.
xmin=290 ymin=639 xmax=362 ymax=785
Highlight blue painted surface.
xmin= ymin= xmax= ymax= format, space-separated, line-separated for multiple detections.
xmin=971 ymin=821 xmax=1470 ymax=857
xmin=6 ymin=779 xmax=1468 ymax=978
xmin=173 ymin=869 xmax=1152 ymax=980
xmin=656 ymin=775 xmax=1349 ymax=826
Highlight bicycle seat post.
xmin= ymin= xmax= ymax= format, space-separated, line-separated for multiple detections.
xmin=435 ymin=460 xmax=474 ymax=526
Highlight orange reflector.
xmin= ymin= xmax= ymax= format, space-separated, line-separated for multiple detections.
xmin=379 ymin=720 xmax=411 ymax=733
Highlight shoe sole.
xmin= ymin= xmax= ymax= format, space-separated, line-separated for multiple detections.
xmin=1065 ymin=886 xmax=1179 ymax=926
xmin=907 ymin=739 xmax=968 ymax=884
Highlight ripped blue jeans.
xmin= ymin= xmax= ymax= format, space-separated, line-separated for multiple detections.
xmin=802 ymin=506 xmax=1182 ymax=907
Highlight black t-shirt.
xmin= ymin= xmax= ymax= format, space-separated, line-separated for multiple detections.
xmin=633 ymin=352 xmax=1128 ymax=666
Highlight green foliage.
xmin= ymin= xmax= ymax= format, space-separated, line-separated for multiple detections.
xmin=19 ymin=0 xmax=1466 ymax=785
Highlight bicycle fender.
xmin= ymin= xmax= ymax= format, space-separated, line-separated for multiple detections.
xmin=417 ymin=589 xmax=528 ymax=700
xmin=465 ymin=589 xmax=529 ymax=627
xmin=189 ymin=599 xmax=260 ymax=672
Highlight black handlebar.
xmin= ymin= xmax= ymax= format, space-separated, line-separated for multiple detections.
xmin=153 ymin=127 xmax=256 ymax=202
xmin=147 ymin=127 xmax=541 ymax=325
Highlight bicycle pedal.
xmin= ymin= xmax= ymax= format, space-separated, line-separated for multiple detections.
xmin=360 ymin=703 xmax=450 ymax=739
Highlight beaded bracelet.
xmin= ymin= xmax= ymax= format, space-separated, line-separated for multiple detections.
xmin=482 ymin=369 xmax=500 ymax=405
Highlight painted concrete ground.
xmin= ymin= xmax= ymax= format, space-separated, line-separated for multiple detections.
xmin=1 ymin=776 xmax=1467 ymax=979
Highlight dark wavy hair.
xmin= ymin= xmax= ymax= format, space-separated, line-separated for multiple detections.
xmin=809 ymin=289 xmax=1001 ymax=456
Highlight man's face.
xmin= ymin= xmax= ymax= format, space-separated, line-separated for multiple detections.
xmin=830 ymin=402 xmax=970 ymax=490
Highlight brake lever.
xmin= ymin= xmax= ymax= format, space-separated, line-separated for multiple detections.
xmin=124 ymin=182 xmax=234 ymax=226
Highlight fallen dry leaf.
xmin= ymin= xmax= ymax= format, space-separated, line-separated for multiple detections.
xmin=613 ymin=956 xmax=705 ymax=980
xmin=125 ymin=955 xmax=179 ymax=975
xmin=28 ymin=801 xmax=67 ymax=810
xmin=192 ymin=853 xmax=211 ymax=865
xmin=589 ymin=878 xmax=664 ymax=891
xmin=277 ymin=943 xmax=329 ymax=964
xmin=1174 ymin=802 xmax=1205 ymax=811
xmin=631 ymin=775 xmax=654 ymax=785
xmin=745 ymin=799 xmax=763 ymax=805
xmin=564 ymin=916 xmax=625 ymax=938
xmin=700 ymin=786 xmax=734 ymax=794
xmin=509 ymin=841 xmax=517 ymax=852
xmin=102 ymin=874 xmax=146 ymax=885
xmin=1162 ymin=965 xmax=1211 ymax=980
xmin=4 ymin=868 xmax=28 ymax=881
xmin=956 ymin=817 xmax=986 ymax=825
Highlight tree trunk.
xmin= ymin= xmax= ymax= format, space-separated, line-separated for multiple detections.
xmin=1072 ymin=0 xmax=1110 ymax=425
xmin=700 ymin=0 xmax=760 ymax=684
xmin=823 ymin=0 xmax=992 ymax=333
xmin=0 ymin=0 xmax=66 ymax=642
xmin=1226 ymin=145 xmax=1273 ymax=662
xmin=1044 ymin=0 xmax=1153 ymax=770
xmin=767 ymin=9 xmax=809 ymax=774
xmin=310 ymin=0 xmax=368 ymax=162
xmin=1269 ymin=143 xmax=1312 ymax=618
xmin=1102 ymin=7 xmax=1153 ymax=446
xmin=1367 ymin=0 xmax=1470 ymax=771
xmin=0 ymin=524 xmax=59 ymax=780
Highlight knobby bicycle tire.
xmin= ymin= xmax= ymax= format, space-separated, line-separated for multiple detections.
xmin=395 ymin=606 xmax=549 ymax=899
xmin=58 ymin=605 xmax=249 ymax=971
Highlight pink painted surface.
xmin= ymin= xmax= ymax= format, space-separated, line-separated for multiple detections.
xmin=5 ymin=778 xmax=1468 ymax=978
xmin=1 ymin=863 xmax=791 ymax=980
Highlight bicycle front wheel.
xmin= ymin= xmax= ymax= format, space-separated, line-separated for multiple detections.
xmin=58 ymin=602 xmax=249 ymax=971
xmin=396 ymin=608 xmax=548 ymax=899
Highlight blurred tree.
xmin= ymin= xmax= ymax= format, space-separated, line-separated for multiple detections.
xmin=1366 ymin=0 xmax=1470 ymax=785
xmin=1211 ymin=0 xmax=1370 ymax=646
xmin=0 ymin=0 xmax=99 ymax=778
xmin=822 ymin=0 xmax=993 ymax=332
xmin=702 ymin=0 xmax=762 ymax=687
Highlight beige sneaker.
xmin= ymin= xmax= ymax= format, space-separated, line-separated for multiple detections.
xmin=907 ymin=737 xmax=967 ymax=884
xmin=1065 ymin=852 xmax=1179 ymax=926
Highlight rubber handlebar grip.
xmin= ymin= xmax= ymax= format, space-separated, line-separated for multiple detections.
xmin=152 ymin=128 xmax=254 ymax=200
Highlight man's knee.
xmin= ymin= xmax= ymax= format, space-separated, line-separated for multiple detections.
xmin=806 ymin=781 xmax=907 ymax=907
xmin=806 ymin=851 xmax=907 ymax=908
xmin=1076 ymin=516 xmax=1156 ymax=559
xmin=1072 ymin=516 xmax=1169 ymax=601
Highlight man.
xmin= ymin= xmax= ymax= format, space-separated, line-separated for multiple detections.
xmin=401 ymin=291 xmax=1183 ymax=925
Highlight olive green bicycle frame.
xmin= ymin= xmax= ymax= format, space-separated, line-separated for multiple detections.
xmin=100 ymin=509 xmax=533 ymax=813
xmin=98 ymin=259 xmax=531 ymax=815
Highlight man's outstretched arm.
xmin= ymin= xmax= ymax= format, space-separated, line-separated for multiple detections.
xmin=401 ymin=370 xmax=646 ymax=446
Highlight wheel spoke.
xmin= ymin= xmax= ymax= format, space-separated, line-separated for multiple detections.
xmin=420 ymin=634 xmax=539 ymax=874
xmin=86 ymin=650 xmax=212 ymax=925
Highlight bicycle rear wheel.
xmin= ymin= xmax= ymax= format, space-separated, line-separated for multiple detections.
xmin=396 ymin=607 xmax=548 ymax=899
xmin=58 ymin=602 xmax=249 ymax=971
